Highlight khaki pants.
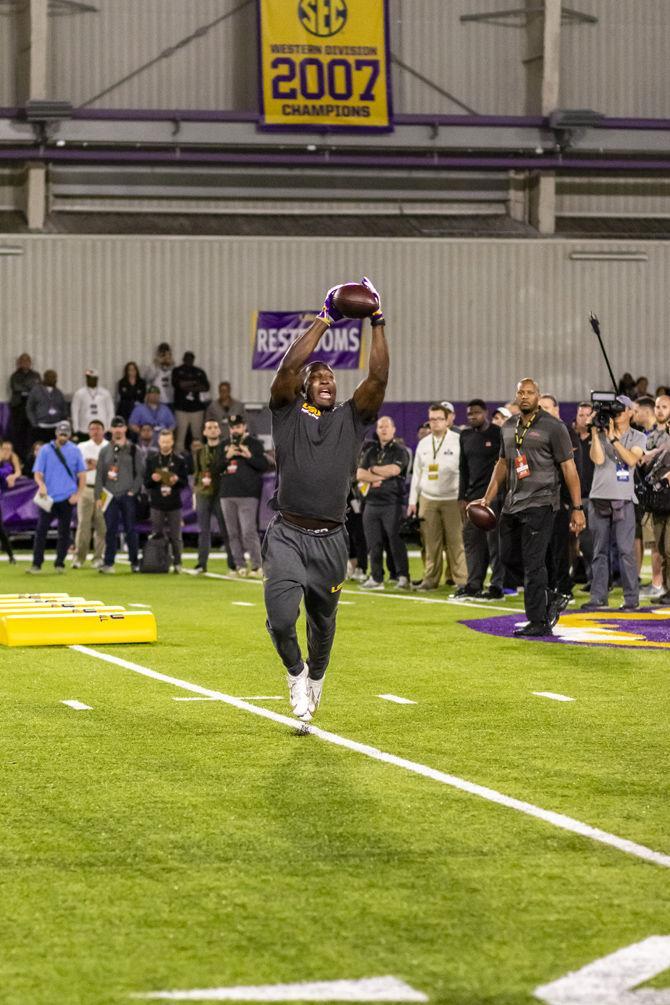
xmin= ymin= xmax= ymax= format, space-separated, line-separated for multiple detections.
xmin=175 ymin=410 xmax=205 ymax=453
xmin=418 ymin=497 xmax=467 ymax=587
xmin=75 ymin=485 xmax=106 ymax=564
xmin=653 ymin=513 xmax=670 ymax=592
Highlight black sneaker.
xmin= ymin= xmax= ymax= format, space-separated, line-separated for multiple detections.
xmin=452 ymin=585 xmax=478 ymax=598
xmin=513 ymin=622 xmax=553 ymax=637
xmin=481 ymin=586 xmax=504 ymax=600
xmin=546 ymin=590 xmax=572 ymax=628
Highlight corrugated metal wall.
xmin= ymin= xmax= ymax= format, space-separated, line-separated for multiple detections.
xmin=0 ymin=11 xmax=19 ymax=105
xmin=49 ymin=0 xmax=259 ymax=109
xmin=1 ymin=235 xmax=665 ymax=403
xmin=560 ymin=0 xmax=670 ymax=117
xmin=557 ymin=178 xmax=670 ymax=217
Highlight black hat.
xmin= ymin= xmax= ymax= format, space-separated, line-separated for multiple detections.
xmin=229 ymin=414 xmax=245 ymax=426
xmin=157 ymin=342 xmax=171 ymax=353
xmin=110 ymin=415 xmax=127 ymax=428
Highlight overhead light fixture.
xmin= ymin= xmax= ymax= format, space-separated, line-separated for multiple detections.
xmin=23 ymin=100 xmax=74 ymax=122
xmin=549 ymin=109 xmax=604 ymax=129
xmin=0 ymin=246 xmax=24 ymax=256
xmin=569 ymin=251 xmax=648 ymax=262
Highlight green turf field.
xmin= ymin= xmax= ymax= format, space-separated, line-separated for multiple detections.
xmin=1 ymin=556 xmax=669 ymax=1005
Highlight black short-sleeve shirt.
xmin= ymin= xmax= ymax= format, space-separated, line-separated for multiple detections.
xmin=499 ymin=409 xmax=574 ymax=513
xmin=271 ymin=395 xmax=370 ymax=523
xmin=360 ymin=439 xmax=409 ymax=506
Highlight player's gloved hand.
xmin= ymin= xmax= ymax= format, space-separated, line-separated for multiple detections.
xmin=362 ymin=276 xmax=384 ymax=326
xmin=317 ymin=285 xmax=345 ymax=327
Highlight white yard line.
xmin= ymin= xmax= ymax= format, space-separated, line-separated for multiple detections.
xmin=61 ymin=699 xmax=93 ymax=710
xmin=172 ymin=695 xmax=283 ymax=703
xmin=133 ymin=976 xmax=427 ymax=1002
xmin=71 ymin=645 xmax=670 ymax=871
xmin=129 ymin=604 xmax=151 ymax=609
xmin=378 ymin=694 xmax=417 ymax=705
xmin=190 ymin=569 xmax=513 ymax=613
xmin=533 ymin=692 xmax=575 ymax=703
xmin=232 ymin=602 xmax=256 ymax=607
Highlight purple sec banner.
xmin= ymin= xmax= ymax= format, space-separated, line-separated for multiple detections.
xmin=251 ymin=311 xmax=364 ymax=370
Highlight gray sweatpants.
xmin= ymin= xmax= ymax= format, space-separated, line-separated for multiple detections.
xmin=262 ymin=515 xmax=348 ymax=680
xmin=221 ymin=496 xmax=262 ymax=569
xmin=588 ymin=498 xmax=638 ymax=606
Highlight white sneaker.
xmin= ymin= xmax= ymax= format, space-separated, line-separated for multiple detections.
xmin=287 ymin=662 xmax=310 ymax=719
xmin=307 ymin=674 xmax=324 ymax=717
xmin=640 ymin=583 xmax=664 ymax=598
xmin=396 ymin=576 xmax=410 ymax=590
xmin=361 ymin=576 xmax=384 ymax=590
xmin=71 ymin=559 xmax=82 ymax=569
xmin=352 ymin=568 xmax=366 ymax=582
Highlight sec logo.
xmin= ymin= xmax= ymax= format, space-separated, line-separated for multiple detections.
xmin=298 ymin=0 xmax=348 ymax=38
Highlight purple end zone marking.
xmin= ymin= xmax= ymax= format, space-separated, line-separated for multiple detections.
xmin=460 ymin=612 xmax=670 ymax=650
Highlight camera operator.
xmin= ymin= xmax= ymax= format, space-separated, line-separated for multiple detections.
xmin=583 ymin=395 xmax=645 ymax=611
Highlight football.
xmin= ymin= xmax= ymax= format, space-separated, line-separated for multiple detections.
xmin=466 ymin=501 xmax=498 ymax=531
xmin=332 ymin=282 xmax=380 ymax=319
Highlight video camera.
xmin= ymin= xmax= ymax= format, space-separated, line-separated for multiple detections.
xmin=590 ymin=390 xmax=626 ymax=430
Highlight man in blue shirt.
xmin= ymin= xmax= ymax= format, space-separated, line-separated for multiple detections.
xmin=28 ymin=420 xmax=87 ymax=573
xmin=128 ymin=385 xmax=175 ymax=445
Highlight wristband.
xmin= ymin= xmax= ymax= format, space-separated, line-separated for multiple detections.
xmin=610 ymin=437 xmax=619 ymax=444
xmin=572 ymin=505 xmax=584 ymax=511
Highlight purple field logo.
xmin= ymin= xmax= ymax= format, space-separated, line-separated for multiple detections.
xmin=461 ymin=609 xmax=670 ymax=650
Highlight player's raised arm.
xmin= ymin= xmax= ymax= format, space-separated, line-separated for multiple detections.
xmin=352 ymin=277 xmax=388 ymax=424
xmin=269 ymin=286 xmax=344 ymax=409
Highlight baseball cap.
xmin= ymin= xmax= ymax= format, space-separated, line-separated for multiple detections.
xmin=440 ymin=400 xmax=454 ymax=413
xmin=85 ymin=368 xmax=98 ymax=377
xmin=229 ymin=414 xmax=245 ymax=425
xmin=616 ymin=394 xmax=634 ymax=409
xmin=494 ymin=406 xmax=512 ymax=419
xmin=110 ymin=415 xmax=127 ymax=428
xmin=157 ymin=342 xmax=171 ymax=353
xmin=55 ymin=420 xmax=71 ymax=435
xmin=147 ymin=384 xmax=160 ymax=394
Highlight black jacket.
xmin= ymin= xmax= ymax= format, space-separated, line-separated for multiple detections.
xmin=144 ymin=450 xmax=189 ymax=511
xmin=218 ymin=434 xmax=268 ymax=499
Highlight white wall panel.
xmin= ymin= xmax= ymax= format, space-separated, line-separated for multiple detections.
xmin=557 ymin=178 xmax=670 ymax=217
xmin=49 ymin=0 xmax=258 ymax=109
xmin=390 ymin=0 xmax=526 ymax=115
xmin=0 ymin=10 xmax=19 ymax=105
xmin=1 ymin=235 xmax=667 ymax=403
xmin=560 ymin=0 xmax=670 ymax=117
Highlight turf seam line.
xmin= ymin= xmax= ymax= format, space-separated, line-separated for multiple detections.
xmin=69 ymin=645 xmax=670 ymax=872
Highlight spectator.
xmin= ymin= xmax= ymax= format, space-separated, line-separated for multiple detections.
xmin=26 ymin=370 xmax=67 ymax=442
xmin=571 ymin=402 xmax=595 ymax=586
xmin=192 ymin=418 xmax=229 ymax=574
xmin=144 ymin=342 xmax=175 ymax=406
xmin=440 ymin=401 xmax=458 ymax=431
xmin=70 ymin=369 xmax=115 ymax=441
xmin=582 ymin=396 xmax=646 ymax=611
xmin=618 ymin=372 xmax=636 ymax=398
xmin=0 ymin=440 xmax=21 ymax=563
xmin=539 ymin=394 xmax=581 ymax=600
xmin=95 ymin=416 xmax=145 ymax=574
xmin=640 ymin=394 xmax=670 ymax=604
xmin=632 ymin=395 xmax=664 ymax=598
xmin=172 ymin=351 xmax=210 ymax=453
xmin=8 ymin=353 xmax=40 ymax=459
xmin=416 ymin=420 xmax=431 ymax=441
xmin=145 ymin=428 xmax=188 ymax=573
xmin=0 ymin=440 xmax=22 ymax=490
xmin=204 ymin=381 xmax=246 ymax=440
xmin=408 ymin=403 xmax=467 ymax=592
xmin=356 ymin=416 xmax=410 ymax=590
xmin=481 ymin=378 xmax=584 ymax=636
xmin=218 ymin=415 xmax=268 ymax=578
xmin=634 ymin=376 xmax=649 ymax=400
xmin=116 ymin=361 xmax=146 ymax=422
xmin=72 ymin=419 xmax=108 ymax=569
xmin=128 ymin=385 xmax=175 ymax=442
xmin=135 ymin=422 xmax=157 ymax=461
xmin=491 ymin=406 xmax=512 ymax=427
xmin=458 ymin=399 xmax=504 ymax=599
xmin=22 ymin=440 xmax=44 ymax=479
xmin=27 ymin=420 xmax=86 ymax=574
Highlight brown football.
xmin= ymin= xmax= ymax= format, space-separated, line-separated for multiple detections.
xmin=466 ymin=502 xmax=498 ymax=532
xmin=332 ymin=282 xmax=379 ymax=319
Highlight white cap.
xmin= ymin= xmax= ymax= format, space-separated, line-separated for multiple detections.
xmin=495 ymin=406 xmax=512 ymax=419
xmin=440 ymin=400 xmax=454 ymax=413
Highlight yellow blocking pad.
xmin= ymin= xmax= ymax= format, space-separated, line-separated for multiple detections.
xmin=0 ymin=610 xmax=157 ymax=647
xmin=0 ymin=605 xmax=126 ymax=616
xmin=0 ymin=598 xmax=93 ymax=610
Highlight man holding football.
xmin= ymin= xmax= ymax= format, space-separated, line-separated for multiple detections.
xmin=263 ymin=278 xmax=388 ymax=721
